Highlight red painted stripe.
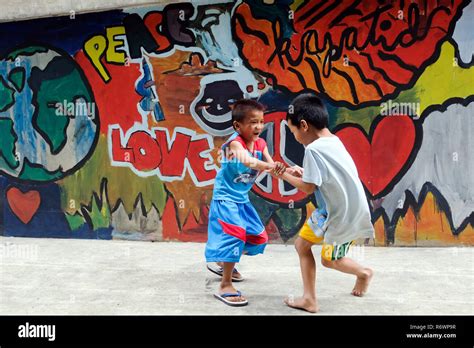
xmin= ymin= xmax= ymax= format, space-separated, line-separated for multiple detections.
xmin=218 ymin=219 xmax=246 ymax=242
xmin=246 ymin=230 xmax=268 ymax=245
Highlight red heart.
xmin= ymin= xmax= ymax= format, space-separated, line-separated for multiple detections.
xmin=336 ymin=116 xmax=416 ymax=197
xmin=6 ymin=187 xmax=41 ymax=224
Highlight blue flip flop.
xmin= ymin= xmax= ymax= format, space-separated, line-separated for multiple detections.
xmin=214 ymin=291 xmax=248 ymax=307
xmin=206 ymin=263 xmax=244 ymax=282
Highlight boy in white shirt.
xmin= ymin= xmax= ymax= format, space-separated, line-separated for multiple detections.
xmin=280 ymin=93 xmax=375 ymax=313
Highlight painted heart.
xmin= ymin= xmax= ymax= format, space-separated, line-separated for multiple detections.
xmin=6 ymin=187 xmax=41 ymax=224
xmin=336 ymin=116 xmax=416 ymax=198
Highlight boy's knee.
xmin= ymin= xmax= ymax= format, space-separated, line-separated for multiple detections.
xmin=295 ymin=237 xmax=313 ymax=254
xmin=321 ymin=257 xmax=335 ymax=268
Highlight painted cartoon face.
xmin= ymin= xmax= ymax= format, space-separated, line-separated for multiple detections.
xmin=191 ymin=79 xmax=244 ymax=136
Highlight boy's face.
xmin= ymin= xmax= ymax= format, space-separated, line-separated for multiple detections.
xmin=234 ymin=110 xmax=265 ymax=142
xmin=287 ymin=119 xmax=310 ymax=146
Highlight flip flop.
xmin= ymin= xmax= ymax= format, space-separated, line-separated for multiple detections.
xmin=214 ymin=291 xmax=248 ymax=307
xmin=206 ymin=263 xmax=244 ymax=282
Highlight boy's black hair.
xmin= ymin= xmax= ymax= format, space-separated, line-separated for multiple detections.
xmin=286 ymin=93 xmax=329 ymax=129
xmin=232 ymin=99 xmax=265 ymax=127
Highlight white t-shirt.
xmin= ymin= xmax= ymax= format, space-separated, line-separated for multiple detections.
xmin=302 ymin=136 xmax=374 ymax=245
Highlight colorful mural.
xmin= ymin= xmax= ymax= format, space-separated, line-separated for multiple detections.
xmin=0 ymin=0 xmax=473 ymax=246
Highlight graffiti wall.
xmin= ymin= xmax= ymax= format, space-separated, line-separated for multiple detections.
xmin=0 ymin=0 xmax=473 ymax=246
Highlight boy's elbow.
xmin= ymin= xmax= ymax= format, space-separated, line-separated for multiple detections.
xmin=302 ymin=183 xmax=316 ymax=194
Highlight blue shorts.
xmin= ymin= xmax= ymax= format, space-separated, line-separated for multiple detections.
xmin=205 ymin=200 xmax=268 ymax=263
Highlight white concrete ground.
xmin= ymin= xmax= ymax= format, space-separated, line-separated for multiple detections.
xmin=0 ymin=236 xmax=473 ymax=315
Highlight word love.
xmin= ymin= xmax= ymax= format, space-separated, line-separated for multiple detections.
xmin=109 ymin=125 xmax=218 ymax=187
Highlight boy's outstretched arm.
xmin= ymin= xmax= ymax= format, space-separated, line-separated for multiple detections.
xmin=262 ymin=146 xmax=274 ymax=164
xmin=262 ymin=145 xmax=287 ymax=176
xmin=228 ymin=141 xmax=275 ymax=171
xmin=280 ymin=171 xmax=317 ymax=195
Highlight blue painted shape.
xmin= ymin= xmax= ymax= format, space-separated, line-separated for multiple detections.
xmin=0 ymin=10 xmax=127 ymax=56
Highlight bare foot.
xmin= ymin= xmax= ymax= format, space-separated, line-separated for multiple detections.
xmin=352 ymin=268 xmax=373 ymax=297
xmin=216 ymin=261 xmax=243 ymax=281
xmin=284 ymin=296 xmax=319 ymax=313
xmin=219 ymin=283 xmax=246 ymax=303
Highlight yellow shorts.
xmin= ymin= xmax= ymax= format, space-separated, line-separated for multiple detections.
xmin=299 ymin=221 xmax=324 ymax=244
xmin=299 ymin=222 xmax=354 ymax=261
